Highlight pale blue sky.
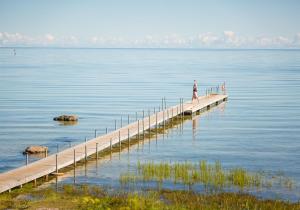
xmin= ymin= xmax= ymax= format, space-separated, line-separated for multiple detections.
xmin=0 ymin=0 xmax=300 ymax=48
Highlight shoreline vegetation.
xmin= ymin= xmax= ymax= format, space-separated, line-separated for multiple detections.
xmin=1 ymin=161 xmax=299 ymax=210
xmin=1 ymin=184 xmax=299 ymax=210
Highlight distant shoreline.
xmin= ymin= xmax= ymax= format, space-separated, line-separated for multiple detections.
xmin=1 ymin=46 xmax=300 ymax=51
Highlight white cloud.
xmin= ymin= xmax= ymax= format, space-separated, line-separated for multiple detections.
xmin=45 ymin=34 xmax=55 ymax=42
xmin=198 ymin=33 xmax=220 ymax=45
xmin=293 ymin=33 xmax=300 ymax=46
xmin=1 ymin=31 xmax=300 ymax=48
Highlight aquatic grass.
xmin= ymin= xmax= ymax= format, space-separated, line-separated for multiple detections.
xmin=120 ymin=161 xmax=296 ymax=194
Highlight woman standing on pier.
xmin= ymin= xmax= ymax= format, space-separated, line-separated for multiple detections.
xmin=192 ymin=80 xmax=199 ymax=102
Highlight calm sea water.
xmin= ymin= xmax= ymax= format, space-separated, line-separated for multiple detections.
xmin=0 ymin=48 xmax=299 ymax=200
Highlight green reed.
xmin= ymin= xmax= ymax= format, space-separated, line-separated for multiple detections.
xmin=120 ymin=160 xmax=295 ymax=192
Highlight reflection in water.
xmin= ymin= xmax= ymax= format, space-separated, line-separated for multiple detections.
xmin=192 ymin=116 xmax=198 ymax=143
xmin=58 ymin=121 xmax=78 ymax=126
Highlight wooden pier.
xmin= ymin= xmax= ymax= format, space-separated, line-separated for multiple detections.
xmin=0 ymin=94 xmax=228 ymax=193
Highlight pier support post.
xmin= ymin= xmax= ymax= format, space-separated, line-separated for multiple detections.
xmin=182 ymin=98 xmax=185 ymax=118
xmin=57 ymin=144 xmax=59 ymax=153
xmin=73 ymin=149 xmax=76 ymax=167
xmin=56 ymin=154 xmax=58 ymax=173
xmin=128 ymin=129 xmax=130 ymax=147
xmin=119 ymin=131 xmax=121 ymax=149
xmin=26 ymin=153 xmax=28 ymax=165
xmin=96 ymin=143 xmax=98 ymax=159
xmin=34 ymin=179 xmax=37 ymax=187
xmin=163 ymin=110 xmax=165 ymax=129
xmin=179 ymin=98 xmax=181 ymax=117
xmin=115 ymin=120 xmax=117 ymax=130
xmin=110 ymin=138 xmax=112 ymax=151
xmin=167 ymin=109 xmax=169 ymax=121
xmin=128 ymin=115 xmax=129 ymax=125
xmin=94 ymin=129 xmax=97 ymax=138
xmin=161 ymin=98 xmax=164 ymax=110
xmin=85 ymin=145 xmax=87 ymax=162
xmin=171 ymin=108 xmax=174 ymax=124
xmin=106 ymin=128 xmax=108 ymax=134
xmin=138 ymin=120 xmax=140 ymax=140
xmin=164 ymin=97 xmax=166 ymax=110
xmin=156 ymin=112 xmax=158 ymax=136
xmin=121 ymin=116 xmax=123 ymax=127
xmin=136 ymin=112 xmax=138 ymax=121
xmin=148 ymin=114 xmax=151 ymax=139
xmin=142 ymin=110 xmax=145 ymax=139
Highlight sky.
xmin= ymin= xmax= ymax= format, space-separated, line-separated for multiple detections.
xmin=0 ymin=0 xmax=300 ymax=48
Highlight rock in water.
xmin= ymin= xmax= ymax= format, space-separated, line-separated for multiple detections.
xmin=53 ymin=115 xmax=78 ymax=121
xmin=24 ymin=146 xmax=48 ymax=154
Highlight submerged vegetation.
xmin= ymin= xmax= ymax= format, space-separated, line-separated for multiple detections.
xmin=120 ymin=161 xmax=295 ymax=192
xmin=0 ymin=184 xmax=300 ymax=210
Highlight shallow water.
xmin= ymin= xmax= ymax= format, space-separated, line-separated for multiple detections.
xmin=0 ymin=48 xmax=300 ymax=200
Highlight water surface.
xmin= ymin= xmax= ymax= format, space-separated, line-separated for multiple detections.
xmin=0 ymin=48 xmax=299 ymax=200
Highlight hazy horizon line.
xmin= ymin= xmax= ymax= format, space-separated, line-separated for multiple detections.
xmin=1 ymin=46 xmax=300 ymax=51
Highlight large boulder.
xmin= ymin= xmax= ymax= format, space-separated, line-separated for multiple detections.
xmin=24 ymin=146 xmax=48 ymax=154
xmin=53 ymin=115 xmax=78 ymax=121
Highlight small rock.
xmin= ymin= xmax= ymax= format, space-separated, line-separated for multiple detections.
xmin=24 ymin=146 xmax=48 ymax=154
xmin=53 ymin=115 xmax=78 ymax=121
